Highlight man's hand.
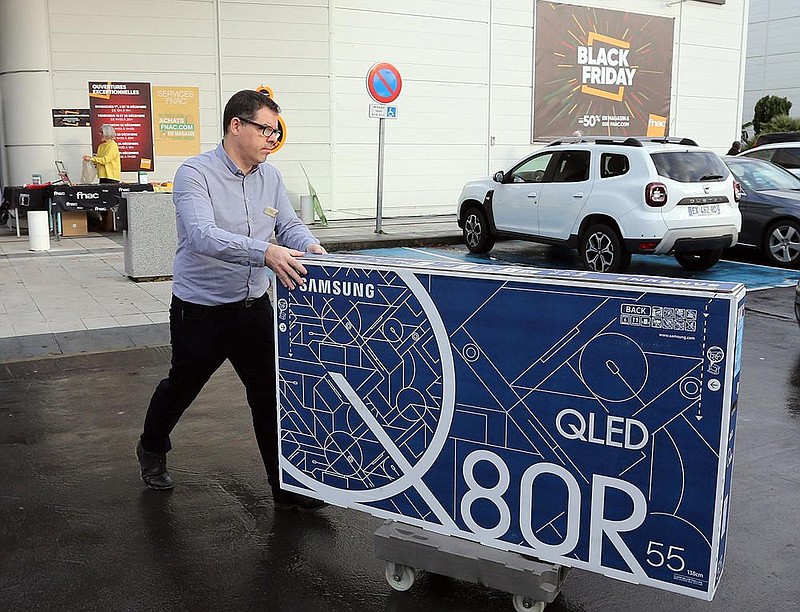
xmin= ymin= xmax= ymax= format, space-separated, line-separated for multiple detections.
xmin=265 ymin=245 xmax=308 ymax=290
xmin=307 ymin=243 xmax=327 ymax=255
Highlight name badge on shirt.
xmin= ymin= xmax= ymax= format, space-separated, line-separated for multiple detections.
xmin=264 ymin=206 xmax=278 ymax=218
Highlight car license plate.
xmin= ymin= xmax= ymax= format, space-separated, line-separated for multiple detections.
xmin=688 ymin=204 xmax=721 ymax=216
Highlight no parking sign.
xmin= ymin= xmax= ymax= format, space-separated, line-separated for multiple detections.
xmin=366 ymin=63 xmax=402 ymax=104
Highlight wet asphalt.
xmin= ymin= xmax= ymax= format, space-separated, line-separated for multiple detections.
xmin=1 ymin=272 xmax=800 ymax=611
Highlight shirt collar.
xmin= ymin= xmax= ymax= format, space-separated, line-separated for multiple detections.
xmin=216 ymin=141 xmax=259 ymax=176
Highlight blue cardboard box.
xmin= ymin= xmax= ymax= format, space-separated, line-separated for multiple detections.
xmin=275 ymin=254 xmax=745 ymax=600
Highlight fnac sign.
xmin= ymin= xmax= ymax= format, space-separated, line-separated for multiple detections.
xmin=255 ymin=85 xmax=274 ymax=98
xmin=253 ymin=85 xmax=286 ymax=153
xmin=647 ymin=114 xmax=667 ymax=137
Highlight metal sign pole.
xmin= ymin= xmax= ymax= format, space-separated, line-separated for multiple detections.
xmin=376 ymin=116 xmax=385 ymax=234
xmin=367 ymin=61 xmax=401 ymax=234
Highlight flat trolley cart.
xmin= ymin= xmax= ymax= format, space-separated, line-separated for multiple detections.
xmin=374 ymin=521 xmax=571 ymax=612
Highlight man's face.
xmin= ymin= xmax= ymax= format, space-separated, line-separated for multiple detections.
xmin=233 ymin=107 xmax=280 ymax=168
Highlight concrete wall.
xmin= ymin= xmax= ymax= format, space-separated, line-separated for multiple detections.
xmin=744 ymin=0 xmax=800 ymax=125
xmin=0 ymin=0 xmax=749 ymax=218
xmin=48 ymin=0 xmax=221 ymax=185
xmin=0 ymin=0 xmax=56 ymax=186
xmin=671 ymin=0 xmax=749 ymax=145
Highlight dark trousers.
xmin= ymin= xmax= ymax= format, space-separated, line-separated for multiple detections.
xmin=140 ymin=293 xmax=280 ymax=487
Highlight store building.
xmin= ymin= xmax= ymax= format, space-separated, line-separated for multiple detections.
xmin=0 ymin=0 xmax=749 ymax=219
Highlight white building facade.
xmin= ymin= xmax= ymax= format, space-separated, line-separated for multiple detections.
xmin=744 ymin=0 xmax=800 ymax=126
xmin=0 ymin=0 xmax=749 ymax=219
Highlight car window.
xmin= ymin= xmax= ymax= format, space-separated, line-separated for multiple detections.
xmin=743 ymin=149 xmax=774 ymax=162
xmin=771 ymin=148 xmax=800 ymax=170
xmin=650 ymin=151 xmax=729 ymax=182
xmin=753 ymin=132 xmax=800 ymax=147
xmin=600 ymin=153 xmax=629 ymax=178
xmin=552 ymin=151 xmax=590 ymax=183
xmin=726 ymin=159 xmax=800 ymax=191
xmin=509 ymin=152 xmax=555 ymax=183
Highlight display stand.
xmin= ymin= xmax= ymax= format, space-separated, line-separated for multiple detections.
xmin=50 ymin=183 xmax=154 ymax=239
xmin=10 ymin=209 xmax=21 ymax=237
xmin=374 ymin=521 xmax=570 ymax=612
xmin=1 ymin=186 xmax=51 ymax=238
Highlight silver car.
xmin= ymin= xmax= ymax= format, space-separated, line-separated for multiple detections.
xmin=739 ymin=142 xmax=800 ymax=178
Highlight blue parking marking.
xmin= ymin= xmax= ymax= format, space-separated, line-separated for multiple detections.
xmin=355 ymin=246 xmax=800 ymax=291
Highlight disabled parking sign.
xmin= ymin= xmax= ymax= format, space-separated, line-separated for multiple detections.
xmin=276 ymin=254 xmax=745 ymax=601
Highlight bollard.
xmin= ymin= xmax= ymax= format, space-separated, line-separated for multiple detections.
xmin=300 ymin=194 xmax=314 ymax=224
xmin=28 ymin=211 xmax=51 ymax=251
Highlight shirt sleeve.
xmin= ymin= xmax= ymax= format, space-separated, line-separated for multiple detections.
xmin=269 ymin=166 xmax=321 ymax=252
xmin=92 ymin=140 xmax=119 ymax=165
xmin=174 ymin=162 xmax=270 ymax=267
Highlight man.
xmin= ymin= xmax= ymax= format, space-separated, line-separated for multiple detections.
xmin=136 ymin=90 xmax=327 ymax=511
xmin=727 ymin=141 xmax=743 ymax=155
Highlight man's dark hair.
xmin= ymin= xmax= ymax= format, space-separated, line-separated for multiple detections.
xmin=223 ymin=90 xmax=281 ymax=134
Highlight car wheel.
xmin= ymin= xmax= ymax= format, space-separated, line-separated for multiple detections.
xmin=674 ymin=248 xmax=723 ymax=271
xmin=462 ymin=207 xmax=495 ymax=254
xmin=580 ymin=224 xmax=631 ymax=272
xmin=763 ymin=220 xmax=800 ymax=267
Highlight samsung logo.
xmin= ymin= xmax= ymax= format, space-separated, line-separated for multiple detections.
xmin=298 ymin=278 xmax=375 ymax=298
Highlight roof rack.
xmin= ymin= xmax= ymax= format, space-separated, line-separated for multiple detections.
xmin=545 ymin=136 xmax=644 ymax=148
xmin=639 ymin=137 xmax=699 ymax=147
xmin=544 ymin=136 xmax=698 ymax=148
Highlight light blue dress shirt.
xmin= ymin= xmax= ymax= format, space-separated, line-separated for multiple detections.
xmin=171 ymin=143 xmax=320 ymax=306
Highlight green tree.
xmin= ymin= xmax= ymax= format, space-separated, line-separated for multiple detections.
xmin=762 ymin=114 xmax=800 ymax=134
xmin=753 ymin=95 xmax=792 ymax=133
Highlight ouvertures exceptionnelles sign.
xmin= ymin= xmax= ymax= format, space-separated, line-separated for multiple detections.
xmin=276 ymin=254 xmax=744 ymax=601
xmin=89 ymin=82 xmax=155 ymax=172
xmin=533 ymin=1 xmax=674 ymax=140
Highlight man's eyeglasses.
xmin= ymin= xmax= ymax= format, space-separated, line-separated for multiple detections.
xmin=238 ymin=117 xmax=281 ymax=139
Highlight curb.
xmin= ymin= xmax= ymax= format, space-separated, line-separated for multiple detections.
xmin=323 ymin=234 xmax=464 ymax=252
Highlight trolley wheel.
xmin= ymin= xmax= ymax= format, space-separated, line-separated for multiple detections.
xmin=384 ymin=562 xmax=416 ymax=592
xmin=512 ymin=594 xmax=546 ymax=612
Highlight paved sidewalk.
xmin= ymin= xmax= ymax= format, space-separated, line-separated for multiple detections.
xmin=1 ymin=298 xmax=798 ymax=612
xmin=0 ymin=215 xmax=462 ymax=363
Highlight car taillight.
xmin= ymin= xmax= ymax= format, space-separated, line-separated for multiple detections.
xmin=645 ymin=182 xmax=668 ymax=207
xmin=733 ymin=179 xmax=744 ymax=203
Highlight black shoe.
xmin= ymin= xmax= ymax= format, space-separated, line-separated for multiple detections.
xmin=136 ymin=440 xmax=174 ymax=490
xmin=272 ymin=488 xmax=328 ymax=511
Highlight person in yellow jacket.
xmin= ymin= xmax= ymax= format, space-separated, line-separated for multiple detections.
xmin=84 ymin=124 xmax=121 ymax=183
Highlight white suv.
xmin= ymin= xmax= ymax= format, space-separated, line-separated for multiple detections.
xmin=457 ymin=137 xmax=742 ymax=272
